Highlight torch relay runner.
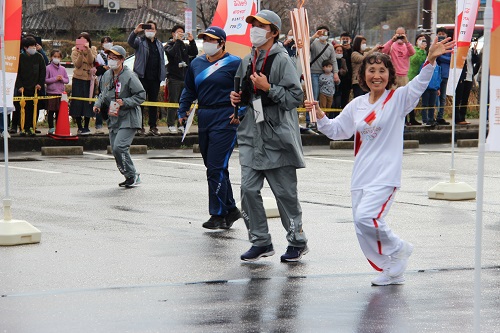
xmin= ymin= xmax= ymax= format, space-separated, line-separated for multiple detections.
xmin=305 ymin=37 xmax=455 ymax=285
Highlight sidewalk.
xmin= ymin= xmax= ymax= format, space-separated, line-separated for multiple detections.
xmin=1 ymin=118 xmax=482 ymax=152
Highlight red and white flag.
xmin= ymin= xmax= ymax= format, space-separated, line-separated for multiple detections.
xmin=487 ymin=0 xmax=500 ymax=151
xmin=447 ymin=0 xmax=480 ymax=95
xmin=211 ymin=0 xmax=257 ymax=59
xmin=0 ymin=0 xmax=22 ymax=110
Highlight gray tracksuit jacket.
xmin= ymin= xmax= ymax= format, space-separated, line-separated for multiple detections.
xmin=95 ymin=66 xmax=146 ymax=131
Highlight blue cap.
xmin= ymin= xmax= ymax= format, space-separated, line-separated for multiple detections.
xmin=198 ymin=26 xmax=226 ymax=41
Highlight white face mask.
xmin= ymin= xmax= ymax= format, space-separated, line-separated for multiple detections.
xmin=250 ymin=27 xmax=271 ymax=47
xmin=323 ymin=67 xmax=332 ymax=74
xmin=417 ymin=40 xmax=427 ymax=47
xmin=335 ymin=53 xmax=343 ymax=59
xmin=51 ymin=58 xmax=61 ymax=65
xmin=26 ymin=47 xmax=37 ymax=55
xmin=360 ymin=43 xmax=367 ymax=51
xmin=103 ymin=42 xmax=113 ymax=50
xmin=145 ymin=31 xmax=156 ymax=39
xmin=319 ymin=36 xmax=329 ymax=41
xmin=203 ymin=42 xmax=221 ymax=56
xmin=108 ymin=59 xmax=120 ymax=70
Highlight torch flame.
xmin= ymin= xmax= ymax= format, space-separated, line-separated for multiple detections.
xmin=298 ymin=0 xmax=305 ymax=9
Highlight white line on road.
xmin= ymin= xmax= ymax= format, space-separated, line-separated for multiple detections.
xmin=155 ymin=160 xmax=208 ymax=168
xmin=0 ymin=165 xmax=61 ymax=174
xmin=305 ymin=157 xmax=354 ymax=163
xmin=83 ymin=152 xmax=115 ymax=159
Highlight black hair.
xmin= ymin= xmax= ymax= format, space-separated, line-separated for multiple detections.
xmin=352 ymin=35 xmax=366 ymax=53
xmin=316 ymin=25 xmax=330 ymax=32
xmin=358 ymin=52 xmax=396 ymax=91
xmin=270 ymin=25 xmax=280 ymax=42
xmin=436 ymin=27 xmax=447 ymax=35
xmin=101 ymin=36 xmax=112 ymax=43
xmin=171 ymin=25 xmax=185 ymax=34
xmin=22 ymin=36 xmax=37 ymax=48
xmin=146 ymin=20 xmax=157 ymax=30
xmin=77 ymin=32 xmax=92 ymax=48
xmin=340 ymin=32 xmax=350 ymax=38
xmin=50 ymin=49 xmax=62 ymax=57
xmin=322 ymin=59 xmax=333 ymax=67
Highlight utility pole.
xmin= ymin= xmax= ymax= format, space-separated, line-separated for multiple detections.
xmin=187 ymin=0 xmax=198 ymax=35
xmin=422 ymin=0 xmax=432 ymax=37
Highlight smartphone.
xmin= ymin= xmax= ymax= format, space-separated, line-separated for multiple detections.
xmin=142 ymin=24 xmax=152 ymax=30
xmin=76 ymin=39 xmax=86 ymax=51
xmin=323 ymin=31 xmax=328 ymax=36
xmin=437 ymin=36 xmax=445 ymax=42
xmin=34 ymin=36 xmax=42 ymax=46
xmin=396 ymin=35 xmax=405 ymax=40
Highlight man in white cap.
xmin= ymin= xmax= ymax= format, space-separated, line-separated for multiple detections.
xmin=230 ymin=10 xmax=309 ymax=262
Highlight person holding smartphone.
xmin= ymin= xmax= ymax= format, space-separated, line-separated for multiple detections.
xmin=127 ymin=20 xmax=166 ymax=137
xmin=70 ymin=32 xmax=97 ymax=135
xmin=165 ymin=25 xmax=198 ymax=135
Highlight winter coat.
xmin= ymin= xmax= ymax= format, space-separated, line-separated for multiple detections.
xmin=127 ymin=31 xmax=166 ymax=81
xmin=236 ymin=43 xmax=305 ymax=170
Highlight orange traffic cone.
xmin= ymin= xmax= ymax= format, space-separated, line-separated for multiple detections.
xmin=47 ymin=92 xmax=78 ymax=140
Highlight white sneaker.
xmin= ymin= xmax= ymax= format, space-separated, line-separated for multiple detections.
xmin=371 ymin=271 xmax=405 ymax=286
xmin=168 ymin=126 xmax=177 ymax=134
xmin=178 ymin=126 xmax=185 ymax=134
xmin=389 ymin=241 xmax=414 ymax=278
xmin=0 ymin=131 xmax=10 ymax=139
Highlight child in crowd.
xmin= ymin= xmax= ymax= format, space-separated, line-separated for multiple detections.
xmin=45 ymin=50 xmax=69 ymax=134
xmin=319 ymin=59 xmax=335 ymax=117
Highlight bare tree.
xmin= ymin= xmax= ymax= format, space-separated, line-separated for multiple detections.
xmin=52 ymin=0 xmax=99 ymax=38
xmin=338 ymin=0 xmax=367 ymax=38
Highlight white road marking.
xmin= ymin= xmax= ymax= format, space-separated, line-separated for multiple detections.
xmin=0 ymin=165 xmax=61 ymax=174
xmin=305 ymin=157 xmax=354 ymax=163
xmin=83 ymin=152 xmax=115 ymax=159
xmin=155 ymin=160 xmax=208 ymax=168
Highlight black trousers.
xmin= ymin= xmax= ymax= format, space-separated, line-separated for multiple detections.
xmin=139 ymin=78 xmax=161 ymax=129
xmin=455 ymin=80 xmax=473 ymax=123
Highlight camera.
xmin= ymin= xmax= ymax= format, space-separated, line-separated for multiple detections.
xmin=396 ymin=35 xmax=405 ymax=40
xmin=323 ymin=31 xmax=329 ymax=36
xmin=142 ymin=24 xmax=152 ymax=30
xmin=437 ymin=36 xmax=445 ymax=42
xmin=178 ymin=61 xmax=188 ymax=68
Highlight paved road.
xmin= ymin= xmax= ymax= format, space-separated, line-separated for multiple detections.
xmin=1 ymin=145 xmax=499 ymax=332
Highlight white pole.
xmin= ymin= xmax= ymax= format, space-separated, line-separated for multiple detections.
xmin=257 ymin=0 xmax=260 ymax=13
xmin=474 ymin=0 xmax=492 ymax=330
xmin=1 ymin=0 xmax=11 ymax=220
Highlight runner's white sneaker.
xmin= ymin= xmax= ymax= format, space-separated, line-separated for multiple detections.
xmin=371 ymin=271 xmax=405 ymax=286
xmin=389 ymin=241 xmax=414 ymax=277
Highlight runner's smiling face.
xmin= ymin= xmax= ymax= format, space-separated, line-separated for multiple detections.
xmin=365 ymin=62 xmax=389 ymax=94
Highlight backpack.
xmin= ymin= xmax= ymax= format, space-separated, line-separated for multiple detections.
xmin=421 ymin=63 xmax=441 ymax=91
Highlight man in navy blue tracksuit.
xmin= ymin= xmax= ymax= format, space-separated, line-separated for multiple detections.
xmin=178 ymin=26 xmax=242 ymax=229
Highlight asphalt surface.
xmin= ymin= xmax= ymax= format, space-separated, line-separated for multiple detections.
xmin=0 ymin=144 xmax=499 ymax=332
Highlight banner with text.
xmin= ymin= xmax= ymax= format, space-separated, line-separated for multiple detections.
xmin=487 ymin=0 xmax=500 ymax=151
xmin=447 ymin=0 xmax=480 ymax=95
xmin=211 ymin=0 xmax=257 ymax=58
xmin=0 ymin=0 xmax=22 ymax=110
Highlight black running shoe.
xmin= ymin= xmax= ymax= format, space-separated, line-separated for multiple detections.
xmin=241 ymin=244 xmax=275 ymax=262
xmin=220 ymin=207 xmax=242 ymax=229
xmin=202 ymin=215 xmax=225 ymax=229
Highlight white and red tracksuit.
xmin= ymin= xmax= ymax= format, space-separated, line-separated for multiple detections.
xmin=317 ymin=60 xmax=435 ymax=272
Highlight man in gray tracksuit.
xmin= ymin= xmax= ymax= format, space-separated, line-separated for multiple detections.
xmin=94 ymin=45 xmax=146 ymax=188
xmin=230 ymin=10 xmax=308 ymax=262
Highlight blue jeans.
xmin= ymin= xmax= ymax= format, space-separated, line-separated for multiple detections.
xmin=308 ymin=73 xmax=321 ymax=124
xmin=437 ymin=78 xmax=448 ymax=120
xmin=421 ymin=89 xmax=438 ymax=124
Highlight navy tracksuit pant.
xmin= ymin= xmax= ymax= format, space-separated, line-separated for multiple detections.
xmin=197 ymin=106 xmax=238 ymax=217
